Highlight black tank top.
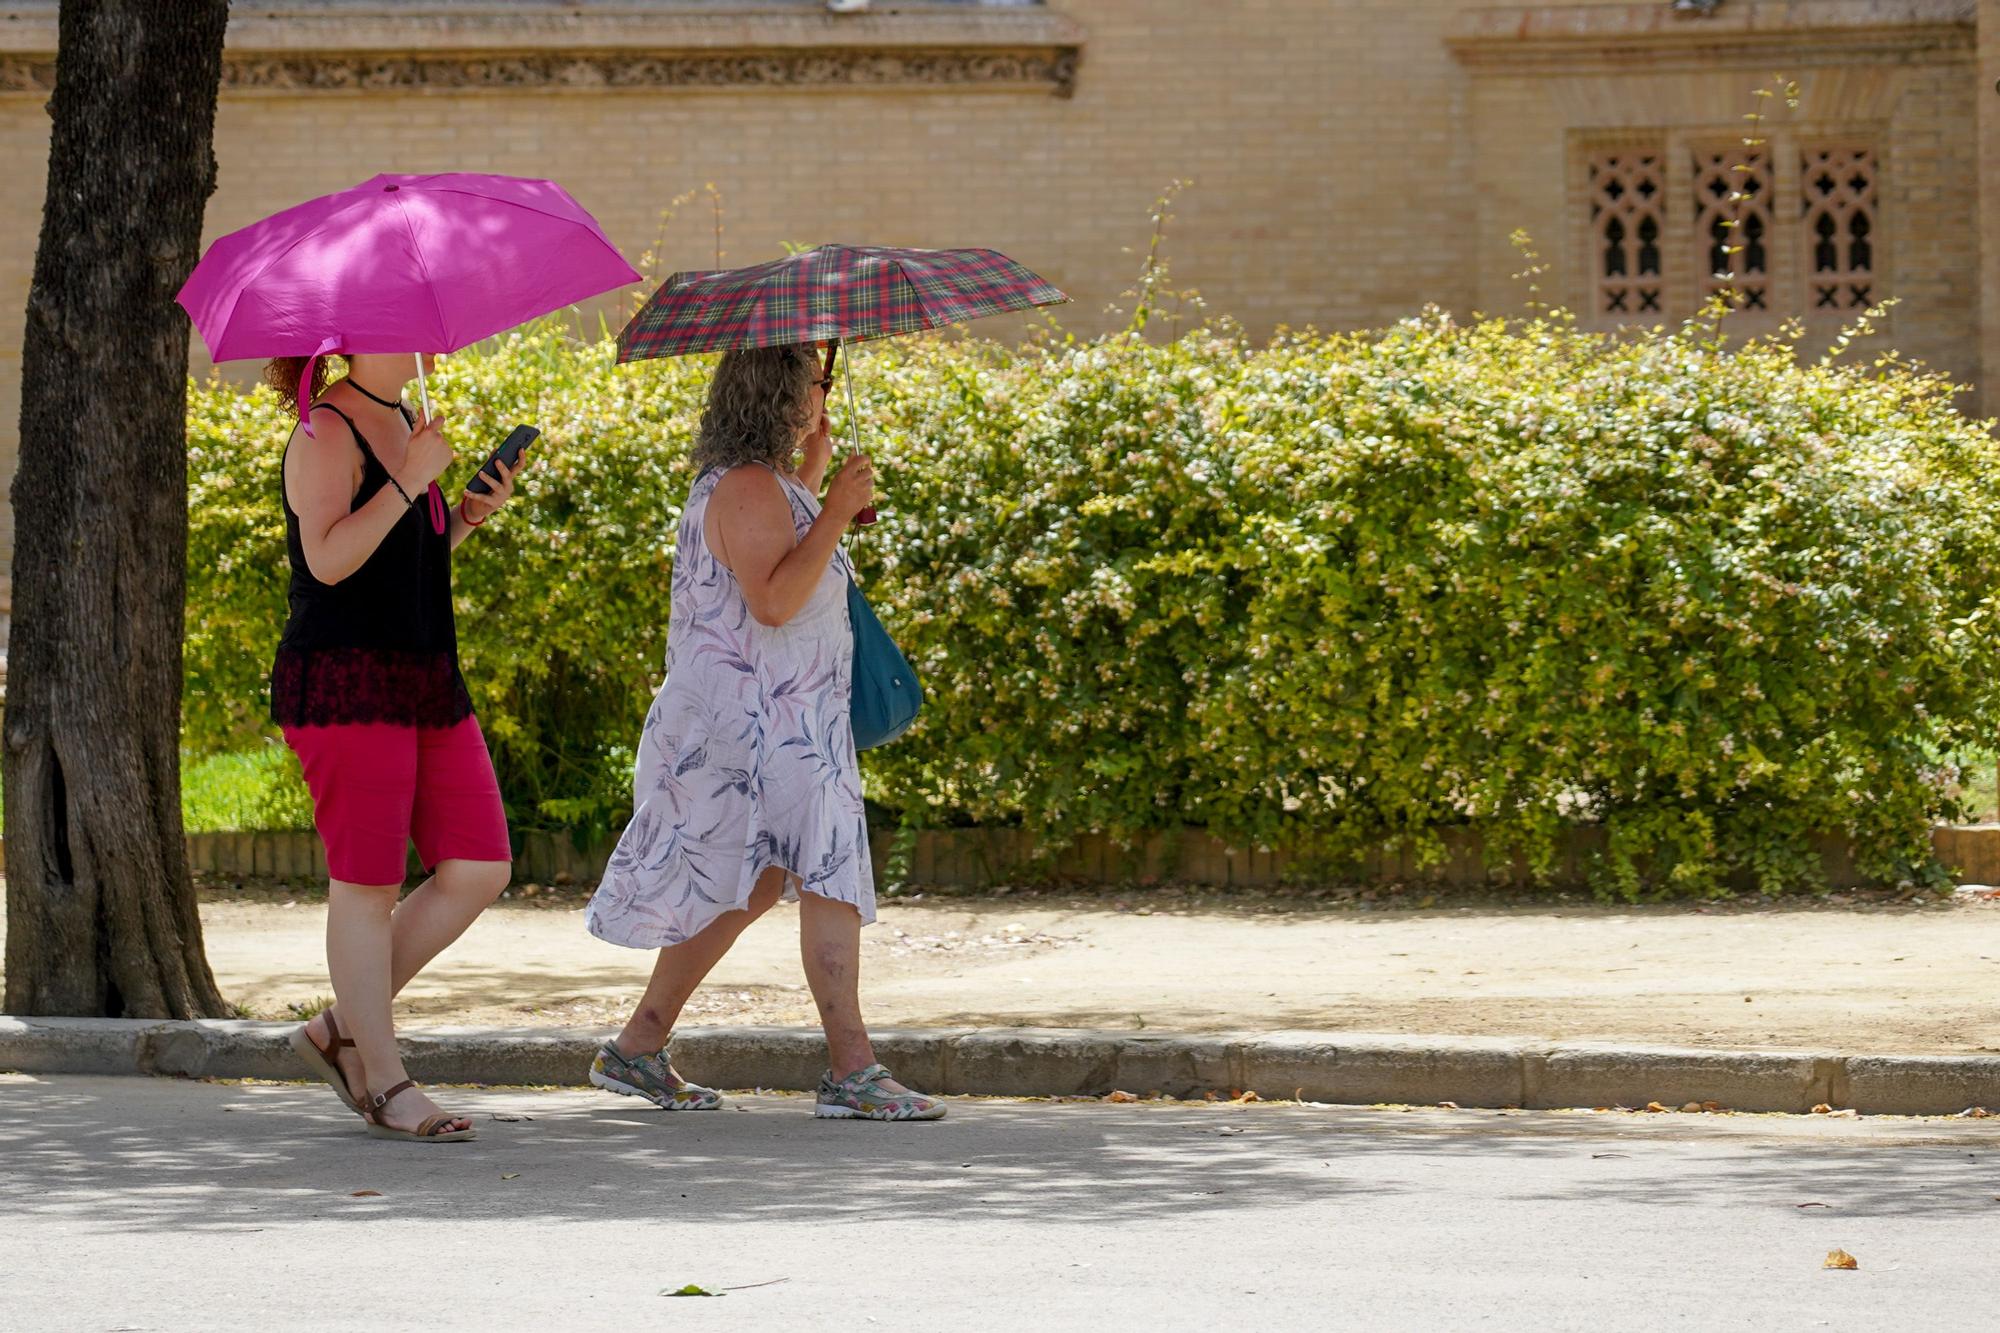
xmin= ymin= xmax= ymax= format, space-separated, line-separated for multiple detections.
xmin=269 ymin=400 xmax=473 ymax=729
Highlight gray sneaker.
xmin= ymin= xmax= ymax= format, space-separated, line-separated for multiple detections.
xmin=814 ymin=1063 xmax=946 ymax=1121
xmin=589 ymin=1040 xmax=723 ymax=1111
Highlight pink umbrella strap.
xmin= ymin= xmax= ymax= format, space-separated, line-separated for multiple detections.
xmin=296 ymin=335 xmax=344 ymax=439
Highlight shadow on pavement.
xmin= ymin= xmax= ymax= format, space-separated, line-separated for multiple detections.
xmin=0 ymin=1078 xmax=1991 ymax=1238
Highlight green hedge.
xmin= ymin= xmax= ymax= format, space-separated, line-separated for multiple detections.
xmin=185 ymin=311 xmax=2000 ymax=895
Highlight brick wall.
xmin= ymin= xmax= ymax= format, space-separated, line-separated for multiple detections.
xmin=1455 ymin=5 xmax=1980 ymax=390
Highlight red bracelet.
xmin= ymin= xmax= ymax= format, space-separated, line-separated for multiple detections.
xmin=459 ymin=499 xmax=487 ymax=528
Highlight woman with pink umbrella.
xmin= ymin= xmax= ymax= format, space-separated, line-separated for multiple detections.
xmin=179 ymin=174 xmax=638 ymax=1142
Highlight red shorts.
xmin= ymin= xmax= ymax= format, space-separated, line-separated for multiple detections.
xmin=283 ymin=716 xmax=511 ymax=885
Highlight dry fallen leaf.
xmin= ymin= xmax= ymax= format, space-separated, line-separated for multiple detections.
xmin=1796 ymin=1202 xmax=1832 ymax=1209
xmin=1701 ymin=1101 xmax=1724 ymax=1113
xmin=1436 ymin=1101 xmax=1461 ymax=1110
xmin=501 ymin=1173 xmax=520 ymax=1181
xmin=349 ymin=1190 xmax=382 ymax=1198
xmin=1823 ymin=1249 xmax=1859 ymax=1271
xmin=1812 ymin=1104 xmax=1834 ymax=1115
xmin=1645 ymin=1102 xmax=1671 ymax=1114
xmin=1104 ymin=1090 xmax=1139 ymax=1104
xmin=1681 ymin=1102 xmax=1703 ymax=1113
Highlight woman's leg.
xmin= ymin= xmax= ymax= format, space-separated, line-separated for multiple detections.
xmin=388 ymin=858 xmax=513 ymax=981
xmin=798 ymin=887 xmax=900 ymax=1085
xmin=614 ymin=867 xmax=788 ymax=1058
xmin=325 ymin=713 xmax=511 ymax=1128
xmin=325 ymin=878 xmax=468 ymax=1134
xmin=309 ymin=858 xmax=510 ymax=1094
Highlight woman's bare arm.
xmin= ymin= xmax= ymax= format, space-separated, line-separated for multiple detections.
xmin=707 ymin=466 xmax=851 ymax=628
xmin=284 ymin=408 xmax=454 ymax=585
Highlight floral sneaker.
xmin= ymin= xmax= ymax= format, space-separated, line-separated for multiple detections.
xmin=589 ymin=1040 xmax=723 ymax=1111
xmin=814 ymin=1063 xmax=946 ymax=1121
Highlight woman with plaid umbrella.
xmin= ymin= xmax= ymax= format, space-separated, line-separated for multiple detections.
xmin=584 ymin=344 xmax=944 ymax=1121
xmin=584 ymin=245 xmax=1065 ymax=1120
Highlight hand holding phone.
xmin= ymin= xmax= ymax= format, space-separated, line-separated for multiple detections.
xmin=466 ymin=424 xmax=539 ymax=496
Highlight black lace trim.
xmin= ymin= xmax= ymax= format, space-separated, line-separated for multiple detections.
xmin=270 ymin=645 xmax=474 ymax=729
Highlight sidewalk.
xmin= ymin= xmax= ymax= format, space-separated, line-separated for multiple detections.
xmin=9 ymin=882 xmax=1992 ymax=1055
xmin=8 ymin=1077 xmax=1992 ymax=1331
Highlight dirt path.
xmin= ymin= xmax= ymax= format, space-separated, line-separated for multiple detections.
xmin=17 ymin=884 xmax=1989 ymax=1053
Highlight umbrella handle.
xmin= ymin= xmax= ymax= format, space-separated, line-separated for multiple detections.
xmin=414 ymin=352 xmax=433 ymax=422
xmin=835 ymin=339 xmax=879 ymax=527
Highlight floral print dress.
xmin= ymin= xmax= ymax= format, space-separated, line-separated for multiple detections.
xmin=586 ymin=465 xmax=874 ymax=949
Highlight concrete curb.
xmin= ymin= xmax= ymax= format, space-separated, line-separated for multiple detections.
xmin=2 ymin=1016 xmax=1996 ymax=1115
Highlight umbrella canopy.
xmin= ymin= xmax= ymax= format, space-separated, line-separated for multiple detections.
xmin=178 ymin=172 xmax=639 ymax=429
xmin=616 ymin=243 xmax=1068 ymax=362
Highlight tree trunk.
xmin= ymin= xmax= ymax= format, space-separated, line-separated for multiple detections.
xmin=5 ymin=1 xmax=231 ymax=1017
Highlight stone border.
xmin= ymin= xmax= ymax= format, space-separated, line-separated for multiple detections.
xmin=0 ymin=5 xmax=1086 ymax=98
xmin=1448 ymin=0 xmax=1974 ymax=72
xmin=3 ymin=1017 xmax=1994 ymax=1115
xmin=165 ymin=823 xmax=2000 ymax=891
xmin=0 ymin=49 xmax=1080 ymax=98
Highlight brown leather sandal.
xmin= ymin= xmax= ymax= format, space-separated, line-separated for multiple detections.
xmin=289 ymin=1011 xmax=363 ymax=1114
xmin=362 ymin=1080 xmax=477 ymax=1143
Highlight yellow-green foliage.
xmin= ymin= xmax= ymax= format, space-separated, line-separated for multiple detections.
xmin=186 ymin=311 xmax=2000 ymax=895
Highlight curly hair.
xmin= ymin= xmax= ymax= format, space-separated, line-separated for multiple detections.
xmin=692 ymin=344 xmax=819 ymax=475
xmin=263 ymin=354 xmax=346 ymax=412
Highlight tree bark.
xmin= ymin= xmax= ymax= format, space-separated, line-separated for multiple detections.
xmin=5 ymin=1 xmax=231 ymax=1017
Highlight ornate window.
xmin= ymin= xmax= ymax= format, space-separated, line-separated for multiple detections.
xmin=1579 ymin=134 xmax=1882 ymax=327
xmin=1588 ymin=152 xmax=1666 ymax=317
xmin=1692 ymin=146 xmax=1770 ymax=311
xmin=1801 ymin=147 xmax=1877 ymax=312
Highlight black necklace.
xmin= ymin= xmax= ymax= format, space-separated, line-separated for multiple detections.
xmin=347 ymin=377 xmax=403 ymax=410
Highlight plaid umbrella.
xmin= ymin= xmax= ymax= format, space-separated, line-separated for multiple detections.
xmin=616 ymin=243 xmax=1068 ymax=361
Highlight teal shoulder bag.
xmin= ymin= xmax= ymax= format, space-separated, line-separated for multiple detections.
xmin=847 ymin=575 xmax=922 ymax=750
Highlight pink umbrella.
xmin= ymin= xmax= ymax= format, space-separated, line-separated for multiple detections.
xmin=177 ymin=172 xmax=639 ymax=435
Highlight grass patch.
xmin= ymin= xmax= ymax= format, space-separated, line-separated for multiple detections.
xmin=182 ymin=744 xmax=312 ymax=833
xmin=1956 ymin=750 xmax=1998 ymax=824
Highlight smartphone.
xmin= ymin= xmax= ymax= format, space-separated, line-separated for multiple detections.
xmin=465 ymin=424 xmax=538 ymax=495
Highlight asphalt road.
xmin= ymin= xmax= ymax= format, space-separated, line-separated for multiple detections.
xmin=0 ymin=1075 xmax=1993 ymax=1331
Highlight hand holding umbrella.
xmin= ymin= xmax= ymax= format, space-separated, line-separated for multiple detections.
xmin=823 ymin=450 xmax=878 ymax=527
